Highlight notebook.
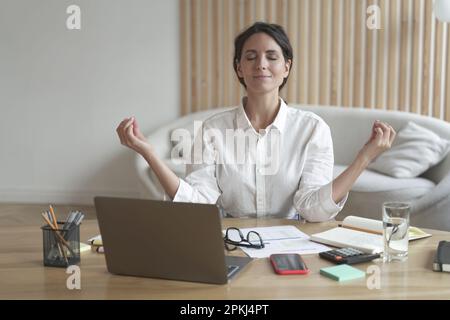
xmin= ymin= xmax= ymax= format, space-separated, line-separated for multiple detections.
xmin=433 ymin=240 xmax=450 ymax=273
xmin=87 ymin=234 xmax=102 ymax=246
xmin=79 ymin=242 xmax=91 ymax=253
xmin=310 ymin=215 xmax=432 ymax=254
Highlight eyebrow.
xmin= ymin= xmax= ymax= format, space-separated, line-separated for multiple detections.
xmin=244 ymin=50 xmax=279 ymax=54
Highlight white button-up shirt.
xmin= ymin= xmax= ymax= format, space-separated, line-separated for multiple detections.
xmin=173 ymin=98 xmax=348 ymax=222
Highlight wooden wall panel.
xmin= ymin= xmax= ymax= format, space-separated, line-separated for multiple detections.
xmin=179 ymin=0 xmax=450 ymax=122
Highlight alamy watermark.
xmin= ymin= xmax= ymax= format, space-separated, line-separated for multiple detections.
xmin=65 ymin=4 xmax=381 ymax=31
xmin=366 ymin=265 xmax=381 ymax=290
xmin=66 ymin=265 xmax=81 ymax=290
xmin=66 ymin=5 xmax=81 ymax=30
xmin=170 ymin=121 xmax=281 ymax=175
xmin=367 ymin=5 xmax=382 ymax=30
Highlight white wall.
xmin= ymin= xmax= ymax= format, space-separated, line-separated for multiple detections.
xmin=0 ymin=0 xmax=179 ymax=204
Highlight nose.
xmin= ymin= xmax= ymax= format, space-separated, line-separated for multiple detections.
xmin=256 ymin=56 xmax=269 ymax=70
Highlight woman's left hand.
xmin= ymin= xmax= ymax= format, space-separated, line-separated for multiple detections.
xmin=358 ymin=120 xmax=396 ymax=164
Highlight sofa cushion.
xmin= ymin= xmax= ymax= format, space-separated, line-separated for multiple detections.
xmin=333 ymin=164 xmax=436 ymax=220
xmin=333 ymin=164 xmax=435 ymax=193
xmin=337 ymin=188 xmax=430 ymax=221
xmin=367 ymin=121 xmax=450 ymax=178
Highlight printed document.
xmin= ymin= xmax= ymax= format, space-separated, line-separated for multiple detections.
xmin=224 ymin=225 xmax=330 ymax=258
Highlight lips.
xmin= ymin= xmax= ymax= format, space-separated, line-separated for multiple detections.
xmin=253 ymin=75 xmax=272 ymax=79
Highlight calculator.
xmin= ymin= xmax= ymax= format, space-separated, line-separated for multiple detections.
xmin=319 ymin=247 xmax=381 ymax=265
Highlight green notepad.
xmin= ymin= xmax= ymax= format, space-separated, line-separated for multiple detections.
xmin=320 ymin=264 xmax=366 ymax=282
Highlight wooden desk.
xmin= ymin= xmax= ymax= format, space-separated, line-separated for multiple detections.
xmin=1 ymin=218 xmax=449 ymax=299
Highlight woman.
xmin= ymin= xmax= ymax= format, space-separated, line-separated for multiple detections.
xmin=116 ymin=22 xmax=396 ymax=222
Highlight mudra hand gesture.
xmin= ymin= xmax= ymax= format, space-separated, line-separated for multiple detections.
xmin=116 ymin=116 xmax=152 ymax=155
xmin=359 ymin=120 xmax=396 ymax=163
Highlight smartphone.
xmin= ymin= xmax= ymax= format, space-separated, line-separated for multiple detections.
xmin=270 ymin=253 xmax=309 ymax=275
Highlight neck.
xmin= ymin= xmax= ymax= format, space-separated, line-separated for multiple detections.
xmin=243 ymin=91 xmax=281 ymax=131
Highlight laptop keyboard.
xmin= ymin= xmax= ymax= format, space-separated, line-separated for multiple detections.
xmin=227 ymin=265 xmax=239 ymax=277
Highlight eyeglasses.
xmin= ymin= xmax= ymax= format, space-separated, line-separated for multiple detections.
xmin=223 ymin=227 xmax=265 ymax=251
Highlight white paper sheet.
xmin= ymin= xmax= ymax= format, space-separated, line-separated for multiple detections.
xmin=223 ymin=225 xmax=330 ymax=258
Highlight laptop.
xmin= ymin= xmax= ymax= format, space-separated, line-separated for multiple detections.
xmin=94 ymin=196 xmax=252 ymax=284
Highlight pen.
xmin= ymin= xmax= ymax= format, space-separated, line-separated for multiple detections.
xmin=62 ymin=211 xmax=84 ymax=241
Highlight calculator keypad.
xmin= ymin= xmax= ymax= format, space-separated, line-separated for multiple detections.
xmin=319 ymin=247 xmax=380 ymax=265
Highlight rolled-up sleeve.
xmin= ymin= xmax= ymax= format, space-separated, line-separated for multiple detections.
xmin=172 ymin=123 xmax=222 ymax=204
xmin=293 ymin=120 xmax=348 ymax=222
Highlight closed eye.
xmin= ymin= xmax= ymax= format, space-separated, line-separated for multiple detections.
xmin=246 ymin=56 xmax=278 ymax=61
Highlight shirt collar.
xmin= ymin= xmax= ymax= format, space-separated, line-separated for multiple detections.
xmin=236 ymin=97 xmax=288 ymax=134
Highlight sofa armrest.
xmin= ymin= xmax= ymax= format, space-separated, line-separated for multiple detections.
xmin=422 ymin=153 xmax=450 ymax=184
xmin=410 ymin=173 xmax=450 ymax=231
xmin=410 ymin=171 xmax=450 ymax=215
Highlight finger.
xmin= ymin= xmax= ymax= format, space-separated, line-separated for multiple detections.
xmin=132 ymin=118 xmax=142 ymax=138
xmin=373 ymin=120 xmax=385 ymax=133
xmin=119 ymin=117 xmax=134 ymax=145
xmin=123 ymin=117 xmax=134 ymax=133
xmin=377 ymin=122 xmax=391 ymax=142
xmin=373 ymin=120 xmax=381 ymax=129
xmin=376 ymin=121 xmax=390 ymax=132
xmin=388 ymin=126 xmax=396 ymax=145
xmin=375 ymin=127 xmax=383 ymax=140
xmin=117 ymin=130 xmax=124 ymax=145
xmin=116 ymin=117 xmax=131 ymax=132
xmin=123 ymin=118 xmax=135 ymax=145
xmin=371 ymin=120 xmax=380 ymax=136
xmin=370 ymin=126 xmax=378 ymax=140
xmin=125 ymin=121 xmax=137 ymax=146
xmin=116 ymin=118 xmax=129 ymax=144
xmin=132 ymin=118 xmax=139 ymax=129
xmin=116 ymin=117 xmax=132 ymax=143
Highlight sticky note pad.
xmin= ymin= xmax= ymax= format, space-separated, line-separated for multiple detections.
xmin=320 ymin=264 xmax=366 ymax=282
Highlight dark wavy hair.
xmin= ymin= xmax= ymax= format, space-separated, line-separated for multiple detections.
xmin=233 ymin=22 xmax=293 ymax=91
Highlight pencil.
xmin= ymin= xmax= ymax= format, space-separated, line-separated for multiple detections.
xmin=41 ymin=213 xmax=70 ymax=245
xmin=41 ymin=212 xmax=69 ymax=264
xmin=49 ymin=205 xmax=58 ymax=230
xmin=42 ymin=212 xmax=64 ymax=258
xmin=41 ymin=212 xmax=56 ymax=232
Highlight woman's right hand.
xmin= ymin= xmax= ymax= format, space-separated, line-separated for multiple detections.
xmin=116 ymin=116 xmax=152 ymax=155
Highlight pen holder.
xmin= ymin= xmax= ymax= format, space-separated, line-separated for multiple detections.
xmin=42 ymin=222 xmax=80 ymax=267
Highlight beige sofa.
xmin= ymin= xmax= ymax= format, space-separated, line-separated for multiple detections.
xmin=135 ymin=105 xmax=450 ymax=230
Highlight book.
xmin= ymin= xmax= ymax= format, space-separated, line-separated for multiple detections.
xmin=91 ymin=245 xmax=104 ymax=253
xmin=433 ymin=241 xmax=450 ymax=272
xmin=80 ymin=242 xmax=91 ymax=253
xmin=87 ymin=234 xmax=102 ymax=246
xmin=310 ymin=215 xmax=432 ymax=254
xmin=86 ymin=235 xmax=104 ymax=253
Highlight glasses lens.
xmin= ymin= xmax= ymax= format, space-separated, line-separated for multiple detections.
xmin=224 ymin=242 xmax=237 ymax=251
xmin=247 ymin=231 xmax=262 ymax=246
xmin=226 ymin=228 xmax=242 ymax=243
